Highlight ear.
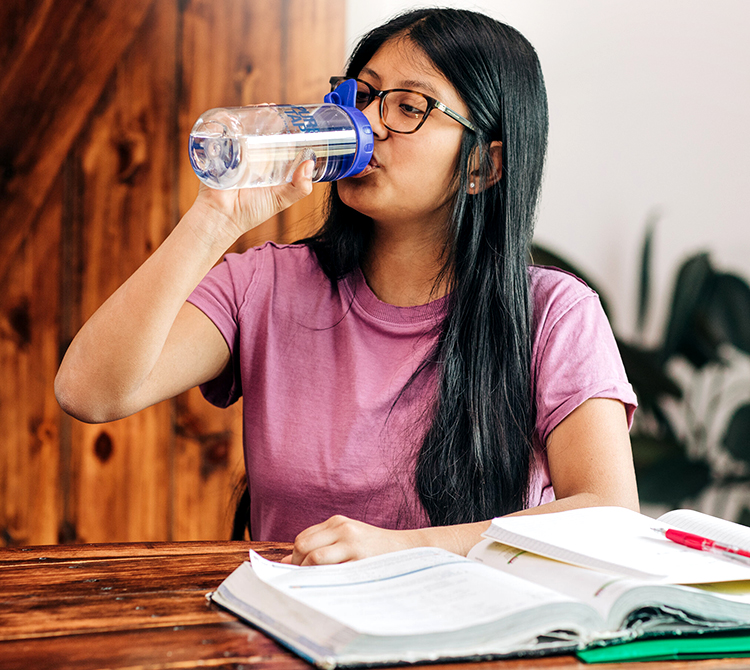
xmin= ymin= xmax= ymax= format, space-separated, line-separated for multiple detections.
xmin=467 ymin=141 xmax=502 ymax=194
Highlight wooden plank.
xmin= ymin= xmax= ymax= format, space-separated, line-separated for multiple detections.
xmin=0 ymin=541 xmax=290 ymax=564
xmin=177 ymin=0 xmax=284 ymax=229
xmin=171 ymin=0 xmax=288 ymax=542
xmin=0 ymin=554 xmax=247 ymax=598
xmin=66 ymin=0 xmax=178 ymax=543
xmin=279 ymin=0 xmax=348 ymax=244
xmin=0 ymin=622 xmax=595 ymax=670
xmin=283 ymin=0 xmax=348 ymax=104
xmin=70 ymin=413 xmax=168 ymax=543
xmin=0 ymin=622 xmax=308 ymax=670
xmin=0 ymin=175 xmax=63 ymax=547
xmin=0 ymin=543 xmax=292 ymax=660
xmin=0 ymin=1 xmax=49 ymax=72
xmin=0 ymin=0 xmax=156 ymax=284
xmin=0 ymin=590 xmax=235 ymax=640
xmin=172 ymin=390 xmax=245 ymax=540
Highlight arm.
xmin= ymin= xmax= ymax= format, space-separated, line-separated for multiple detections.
xmin=285 ymin=397 xmax=638 ymax=564
xmin=519 ymin=397 xmax=639 ymax=516
xmin=55 ymin=163 xmax=313 ymax=423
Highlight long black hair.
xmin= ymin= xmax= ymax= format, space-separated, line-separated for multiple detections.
xmin=305 ymin=8 xmax=549 ymax=526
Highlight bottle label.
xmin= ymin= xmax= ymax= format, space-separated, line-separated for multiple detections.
xmin=282 ymin=105 xmax=320 ymax=132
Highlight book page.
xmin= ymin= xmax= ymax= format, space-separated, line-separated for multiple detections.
xmin=471 ymin=539 xmax=750 ymax=626
xmin=468 ymin=539 xmax=642 ymax=622
xmin=659 ymin=509 xmax=750 ymax=552
xmin=692 ymin=580 xmax=750 ymax=603
xmin=484 ymin=507 xmax=750 ymax=584
xmin=248 ymin=547 xmax=581 ymax=637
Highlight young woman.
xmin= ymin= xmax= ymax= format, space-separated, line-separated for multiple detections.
xmin=55 ymin=8 xmax=639 ymax=564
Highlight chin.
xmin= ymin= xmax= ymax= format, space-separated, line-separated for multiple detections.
xmin=336 ymin=180 xmax=376 ymax=214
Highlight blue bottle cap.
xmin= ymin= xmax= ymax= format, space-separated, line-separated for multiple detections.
xmin=324 ymin=79 xmax=374 ymax=179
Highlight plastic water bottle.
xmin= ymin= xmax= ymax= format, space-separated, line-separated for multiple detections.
xmin=189 ymin=79 xmax=373 ymax=189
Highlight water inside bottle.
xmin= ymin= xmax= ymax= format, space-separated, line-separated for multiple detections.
xmin=189 ymin=133 xmax=242 ymax=188
xmin=190 ymin=128 xmax=358 ymax=189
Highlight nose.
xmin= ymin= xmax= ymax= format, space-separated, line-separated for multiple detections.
xmin=360 ymin=98 xmax=388 ymax=139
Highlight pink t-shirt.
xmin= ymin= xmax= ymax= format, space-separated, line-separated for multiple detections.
xmin=188 ymin=242 xmax=636 ymax=541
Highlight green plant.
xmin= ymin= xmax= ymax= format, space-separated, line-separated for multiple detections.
xmin=531 ymin=230 xmax=750 ymax=521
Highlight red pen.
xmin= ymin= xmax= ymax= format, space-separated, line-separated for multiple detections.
xmin=653 ymin=527 xmax=750 ymax=566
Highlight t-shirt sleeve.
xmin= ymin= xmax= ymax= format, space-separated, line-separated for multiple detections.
xmin=186 ymin=250 xmax=261 ymax=408
xmin=533 ymin=282 xmax=638 ymax=446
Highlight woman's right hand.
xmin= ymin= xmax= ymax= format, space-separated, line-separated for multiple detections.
xmin=187 ymin=159 xmax=315 ymax=248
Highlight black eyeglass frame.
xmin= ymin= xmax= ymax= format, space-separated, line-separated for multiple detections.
xmin=329 ymin=76 xmax=476 ymax=134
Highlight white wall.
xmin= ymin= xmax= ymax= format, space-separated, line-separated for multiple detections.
xmin=345 ymin=1 xmax=750 ymax=344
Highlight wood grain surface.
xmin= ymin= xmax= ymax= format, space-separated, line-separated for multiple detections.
xmin=1 ymin=542 xmax=748 ymax=670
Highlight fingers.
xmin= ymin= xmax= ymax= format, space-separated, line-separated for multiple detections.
xmin=250 ymin=159 xmax=313 ymax=225
xmin=287 ymin=515 xmax=419 ymax=566
xmin=290 ymin=515 xmax=367 ymax=566
xmin=191 ymin=159 xmax=314 ymax=241
xmin=276 ymin=159 xmax=314 ymax=204
xmin=295 ymin=158 xmax=315 ymax=184
xmin=298 ymin=543 xmax=353 ymax=566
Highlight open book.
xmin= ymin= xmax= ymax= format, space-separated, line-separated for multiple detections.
xmin=483 ymin=506 xmax=750 ymax=582
xmin=209 ymin=507 xmax=750 ymax=668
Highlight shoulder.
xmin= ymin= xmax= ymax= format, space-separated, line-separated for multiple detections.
xmin=528 ymin=265 xmax=637 ymax=444
xmin=528 ymin=264 xmax=600 ymax=332
xmin=208 ymin=241 xmax=324 ymax=293
xmin=221 ymin=240 xmax=320 ymax=276
xmin=190 ymin=241 xmax=327 ymax=317
xmin=528 ymin=264 xmax=619 ymax=380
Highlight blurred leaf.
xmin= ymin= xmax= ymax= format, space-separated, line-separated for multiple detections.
xmin=675 ymin=312 xmax=726 ymax=369
xmin=617 ymin=340 xmax=682 ymax=408
xmin=636 ymin=218 xmax=656 ymax=337
xmin=530 ymin=243 xmax=612 ymax=318
xmin=706 ymin=273 xmax=750 ymax=356
xmin=635 ymin=453 xmax=712 ymax=506
xmin=630 ymin=433 xmax=684 ymax=470
xmin=649 ymin=403 xmax=684 ymax=446
xmin=723 ymin=403 xmax=750 ymax=464
xmin=661 ymin=253 xmax=721 ymax=367
xmin=737 ymin=507 xmax=750 ymax=528
xmin=530 ymin=240 xmax=749 ymax=511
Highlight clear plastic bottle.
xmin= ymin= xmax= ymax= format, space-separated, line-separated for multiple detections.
xmin=189 ymin=80 xmax=373 ymax=190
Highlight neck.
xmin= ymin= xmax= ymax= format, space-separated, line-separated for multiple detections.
xmin=362 ymin=219 xmax=451 ymax=307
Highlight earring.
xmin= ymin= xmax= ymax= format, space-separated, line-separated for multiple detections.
xmin=469 ymin=182 xmax=475 ymax=189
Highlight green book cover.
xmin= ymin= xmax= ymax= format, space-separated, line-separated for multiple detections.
xmin=577 ymin=630 xmax=750 ymax=663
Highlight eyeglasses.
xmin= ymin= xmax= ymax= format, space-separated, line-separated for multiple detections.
xmin=329 ymin=76 xmax=476 ymax=134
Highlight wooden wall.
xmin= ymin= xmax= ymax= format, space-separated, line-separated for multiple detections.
xmin=0 ymin=0 xmax=346 ymax=545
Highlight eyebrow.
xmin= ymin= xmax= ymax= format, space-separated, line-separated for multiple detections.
xmin=359 ymin=66 xmax=441 ymax=98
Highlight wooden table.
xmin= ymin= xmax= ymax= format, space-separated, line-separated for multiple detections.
xmin=0 ymin=541 xmax=748 ymax=670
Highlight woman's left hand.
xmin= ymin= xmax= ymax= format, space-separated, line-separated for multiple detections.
xmin=281 ymin=515 xmax=420 ymax=565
